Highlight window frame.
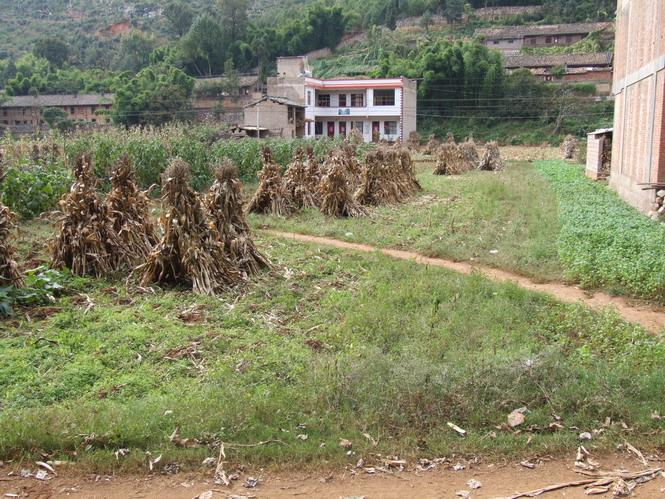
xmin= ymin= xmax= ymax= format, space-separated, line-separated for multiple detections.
xmin=351 ymin=93 xmax=364 ymax=107
xmin=317 ymin=94 xmax=330 ymax=107
xmin=384 ymin=121 xmax=398 ymax=135
xmin=373 ymin=89 xmax=395 ymax=106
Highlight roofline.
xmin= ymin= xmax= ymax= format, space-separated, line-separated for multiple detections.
xmin=243 ymin=96 xmax=305 ymax=109
xmin=305 ymin=76 xmax=410 ymax=90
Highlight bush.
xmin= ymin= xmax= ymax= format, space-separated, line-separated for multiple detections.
xmin=0 ymin=162 xmax=71 ymax=218
xmin=536 ymin=161 xmax=665 ymax=302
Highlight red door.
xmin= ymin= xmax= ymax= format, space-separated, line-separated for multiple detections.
xmin=372 ymin=121 xmax=380 ymax=141
xmin=339 ymin=121 xmax=347 ymax=137
xmin=327 ymin=122 xmax=335 ymax=137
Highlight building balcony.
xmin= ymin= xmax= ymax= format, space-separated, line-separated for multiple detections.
xmin=309 ymin=105 xmax=401 ymax=118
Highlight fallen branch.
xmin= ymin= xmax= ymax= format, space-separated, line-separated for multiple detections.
xmin=500 ymin=478 xmax=600 ymax=498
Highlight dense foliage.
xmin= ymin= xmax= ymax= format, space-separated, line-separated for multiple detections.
xmin=0 ymin=127 xmax=358 ymax=217
xmin=537 ymin=161 xmax=665 ymax=302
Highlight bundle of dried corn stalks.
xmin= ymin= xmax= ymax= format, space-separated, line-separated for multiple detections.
xmin=106 ymin=153 xmax=158 ymax=266
xmin=424 ymin=134 xmax=440 ymax=155
xmin=0 ymin=166 xmax=23 ymax=287
xmin=318 ymin=153 xmax=367 ymax=218
xmin=406 ymin=131 xmax=421 ymax=152
xmin=284 ymin=148 xmax=318 ymax=209
xmin=355 ymin=145 xmax=420 ymax=205
xmin=561 ymin=135 xmax=579 ymax=160
xmin=51 ymin=154 xmax=128 ymax=277
xmin=205 ymin=159 xmax=271 ymax=275
xmin=434 ymin=142 xmax=470 ymax=175
xmin=477 ymin=141 xmax=504 ymax=171
xmin=459 ymin=137 xmax=479 ymax=168
xmin=140 ymin=158 xmax=242 ymax=295
xmin=246 ymin=147 xmax=293 ymax=216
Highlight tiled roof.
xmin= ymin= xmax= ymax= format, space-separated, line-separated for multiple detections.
xmin=475 ymin=22 xmax=613 ymax=40
xmin=244 ymin=96 xmax=305 ymax=108
xmin=1 ymin=94 xmax=114 ymax=108
xmin=504 ymin=52 xmax=613 ymax=68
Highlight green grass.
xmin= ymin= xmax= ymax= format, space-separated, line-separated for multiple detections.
xmin=1 ymin=222 xmax=664 ymax=472
xmin=251 ymin=161 xmax=564 ymax=282
xmin=536 ymin=161 xmax=665 ymax=302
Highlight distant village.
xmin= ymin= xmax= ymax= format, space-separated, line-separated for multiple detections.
xmin=1 ymin=20 xmax=614 ymax=143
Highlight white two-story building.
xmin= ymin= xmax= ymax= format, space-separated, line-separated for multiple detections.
xmin=302 ymin=77 xmax=417 ymax=143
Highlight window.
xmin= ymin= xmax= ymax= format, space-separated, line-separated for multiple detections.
xmin=338 ymin=94 xmax=347 ymax=107
xmin=2 ymin=110 xmax=7 ymax=116
xmin=351 ymin=121 xmax=364 ymax=133
xmin=373 ymin=89 xmax=395 ymax=106
xmin=1 ymin=120 xmax=7 ymax=125
xmin=493 ymin=40 xmax=499 ymax=45
xmin=91 ymin=105 xmax=97 ymax=113
xmin=565 ymin=35 xmax=572 ymax=43
xmin=351 ymin=94 xmax=364 ymax=107
xmin=307 ymin=91 xmax=312 ymax=106
xmin=508 ymin=39 xmax=514 ymax=44
xmin=92 ymin=118 xmax=97 ymax=123
xmin=315 ymin=121 xmax=323 ymax=135
xmin=317 ymin=94 xmax=330 ymax=107
xmin=545 ymin=36 xmax=552 ymax=43
xmin=529 ymin=38 xmax=536 ymax=45
xmin=339 ymin=121 xmax=347 ymax=136
xmin=307 ymin=122 xmax=311 ymax=135
xmin=553 ymin=36 xmax=559 ymax=43
xmin=384 ymin=121 xmax=398 ymax=135
xmin=14 ymin=121 xmax=20 ymax=125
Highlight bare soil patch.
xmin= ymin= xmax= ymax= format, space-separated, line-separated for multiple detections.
xmin=2 ymin=455 xmax=663 ymax=498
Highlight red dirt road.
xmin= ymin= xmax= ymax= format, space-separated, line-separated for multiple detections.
xmin=2 ymin=457 xmax=663 ymax=498
xmin=265 ymin=230 xmax=665 ymax=333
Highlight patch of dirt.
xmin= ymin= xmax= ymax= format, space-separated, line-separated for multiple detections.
xmin=1 ymin=455 xmax=663 ymax=498
xmin=500 ymin=146 xmax=560 ymax=162
xmin=265 ymin=231 xmax=665 ymax=333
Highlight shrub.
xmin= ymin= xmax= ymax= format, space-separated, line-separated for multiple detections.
xmin=536 ymin=161 xmax=665 ymax=302
xmin=0 ymin=162 xmax=72 ymax=218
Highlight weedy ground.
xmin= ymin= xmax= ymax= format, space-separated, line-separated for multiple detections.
xmin=251 ymin=160 xmax=665 ymax=303
xmin=1 ymin=217 xmax=664 ymax=473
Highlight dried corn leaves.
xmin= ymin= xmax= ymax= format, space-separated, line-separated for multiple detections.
xmin=141 ymin=159 xmax=242 ymax=295
xmin=205 ymin=159 xmax=271 ymax=275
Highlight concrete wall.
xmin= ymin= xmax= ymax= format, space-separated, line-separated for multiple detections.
xmin=276 ymin=56 xmax=310 ymax=78
xmin=243 ymin=100 xmax=300 ymax=138
xmin=401 ymin=78 xmax=418 ymax=142
xmin=610 ymin=0 xmax=665 ymax=213
xmin=266 ymin=77 xmax=306 ymax=105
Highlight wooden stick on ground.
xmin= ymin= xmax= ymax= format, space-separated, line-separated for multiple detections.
xmin=499 ymin=478 xmax=600 ymax=498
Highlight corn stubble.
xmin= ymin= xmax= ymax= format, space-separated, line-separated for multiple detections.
xmin=106 ymin=153 xmax=158 ymax=265
xmin=477 ymin=141 xmax=505 ymax=171
xmin=246 ymin=147 xmax=293 ymax=216
xmin=0 ymin=165 xmax=23 ymax=287
xmin=51 ymin=155 xmax=128 ymax=277
xmin=318 ymin=153 xmax=367 ymax=218
xmin=284 ymin=148 xmax=318 ymax=209
xmin=140 ymin=159 xmax=242 ymax=295
xmin=205 ymin=159 xmax=271 ymax=276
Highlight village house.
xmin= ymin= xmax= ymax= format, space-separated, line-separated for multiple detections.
xmin=609 ymin=0 xmax=665 ymax=214
xmin=475 ymin=22 xmax=613 ymax=55
xmin=263 ymin=56 xmax=418 ymax=142
xmin=504 ymin=52 xmax=614 ymax=93
xmin=0 ymin=94 xmax=113 ymax=134
xmin=242 ymin=96 xmax=305 ymax=138
xmin=303 ymin=76 xmax=417 ymax=142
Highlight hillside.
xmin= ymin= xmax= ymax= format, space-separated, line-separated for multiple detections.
xmin=0 ymin=0 xmax=310 ymax=58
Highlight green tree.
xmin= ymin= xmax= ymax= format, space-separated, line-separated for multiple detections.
xmin=42 ymin=107 xmax=74 ymax=131
xmin=219 ymin=0 xmax=249 ymax=43
xmin=180 ymin=15 xmax=226 ymax=76
xmin=112 ymin=31 xmax=156 ymax=73
xmin=164 ymin=1 xmax=195 ymax=37
xmin=112 ymin=64 xmax=195 ymax=126
xmin=442 ymin=0 xmax=465 ymax=24
xmin=222 ymin=59 xmax=240 ymax=96
xmin=33 ymin=38 xmax=70 ymax=67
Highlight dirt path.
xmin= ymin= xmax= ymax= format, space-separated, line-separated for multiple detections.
xmin=2 ymin=456 xmax=663 ymax=498
xmin=265 ymin=230 xmax=665 ymax=333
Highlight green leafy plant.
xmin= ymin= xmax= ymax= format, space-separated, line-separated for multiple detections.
xmin=0 ymin=266 xmax=67 ymax=317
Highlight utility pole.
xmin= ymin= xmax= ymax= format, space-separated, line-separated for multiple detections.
xmin=256 ymin=103 xmax=260 ymax=139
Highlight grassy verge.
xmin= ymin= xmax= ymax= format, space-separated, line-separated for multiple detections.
xmin=1 ymin=222 xmax=664 ymax=472
xmin=536 ymin=161 xmax=665 ymax=303
xmin=250 ymin=161 xmax=564 ymax=282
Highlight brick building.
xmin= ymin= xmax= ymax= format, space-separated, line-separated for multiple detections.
xmin=504 ymin=52 xmax=614 ymax=93
xmin=242 ymin=96 xmax=305 ymax=138
xmin=1 ymin=94 xmax=113 ymax=134
xmin=476 ymin=22 xmax=613 ymax=55
xmin=192 ymin=75 xmax=263 ymax=124
xmin=610 ymin=0 xmax=665 ymax=213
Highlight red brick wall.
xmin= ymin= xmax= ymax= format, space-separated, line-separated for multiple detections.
xmin=610 ymin=0 xmax=665 ymax=213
